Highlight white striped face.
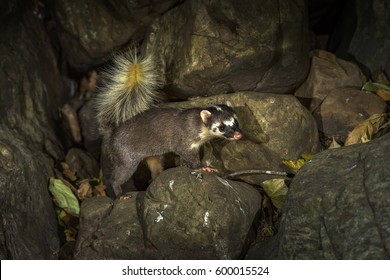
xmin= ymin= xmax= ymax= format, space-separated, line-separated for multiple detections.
xmin=210 ymin=116 xmax=241 ymax=139
xmin=199 ymin=104 xmax=242 ymax=142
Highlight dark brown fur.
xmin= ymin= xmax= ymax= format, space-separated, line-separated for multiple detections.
xmin=102 ymin=105 xmax=241 ymax=197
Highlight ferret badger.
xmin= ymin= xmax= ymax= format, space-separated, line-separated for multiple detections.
xmin=96 ymin=51 xmax=242 ymax=198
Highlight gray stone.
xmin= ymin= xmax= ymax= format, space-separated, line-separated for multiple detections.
xmin=277 ymin=133 xmax=390 ymax=259
xmin=295 ymin=50 xmax=367 ymax=112
xmin=142 ymin=167 xmax=262 ymax=259
xmin=75 ymin=194 xmax=146 ymax=259
xmin=65 ymin=148 xmax=100 ymax=180
xmin=51 ymin=0 xmax=181 ymax=69
xmin=145 ymin=0 xmax=310 ymax=97
xmin=75 ymin=168 xmax=262 ymax=259
xmin=331 ymin=0 xmax=390 ymax=77
xmin=0 ymin=4 xmax=70 ymax=259
xmin=313 ymin=87 xmax=387 ymax=142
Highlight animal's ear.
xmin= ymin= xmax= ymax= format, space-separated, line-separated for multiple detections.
xmin=200 ymin=110 xmax=211 ymax=123
xmin=226 ymin=101 xmax=233 ymax=107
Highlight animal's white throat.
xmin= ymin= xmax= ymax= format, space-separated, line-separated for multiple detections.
xmin=191 ymin=126 xmax=212 ymax=150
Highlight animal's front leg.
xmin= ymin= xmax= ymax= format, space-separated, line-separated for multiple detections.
xmin=178 ymin=150 xmax=202 ymax=169
xmin=178 ymin=151 xmax=218 ymax=173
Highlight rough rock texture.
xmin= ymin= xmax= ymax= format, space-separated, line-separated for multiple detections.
xmin=50 ymin=0 xmax=181 ymax=70
xmin=143 ymin=167 xmax=261 ymax=259
xmin=75 ymin=168 xmax=261 ymax=259
xmin=78 ymin=100 xmax=101 ymax=159
xmin=75 ymin=194 xmax=145 ymax=259
xmin=313 ymin=87 xmax=387 ymax=142
xmin=164 ymin=92 xmax=320 ymax=184
xmin=330 ymin=0 xmax=390 ymax=77
xmin=65 ymin=148 xmax=100 ymax=179
xmin=277 ymin=133 xmax=390 ymax=259
xmin=145 ymin=0 xmax=310 ymax=97
xmin=295 ymin=50 xmax=367 ymax=112
xmin=0 ymin=5 xmax=70 ymax=259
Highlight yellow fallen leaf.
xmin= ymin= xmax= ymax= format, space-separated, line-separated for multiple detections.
xmin=300 ymin=153 xmax=314 ymax=161
xmin=344 ymin=114 xmax=384 ymax=146
xmin=283 ymin=158 xmax=306 ymax=173
xmin=329 ymin=137 xmax=341 ymax=149
xmin=260 ymin=179 xmax=288 ymax=210
xmin=58 ymin=209 xmax=71 ymax=225
xmin=283 ymin=153 xmax=314 ymax=173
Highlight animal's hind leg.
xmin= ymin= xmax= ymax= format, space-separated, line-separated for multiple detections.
xmin=146 ymin=156 xmax=163 ymax=179
xmin=110 ymin=159 xmax=140 ymax=198
xmin=102 ymin=152 xmax=140 ymax=198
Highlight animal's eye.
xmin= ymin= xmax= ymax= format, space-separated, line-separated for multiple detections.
xmin=219 ymin=123 xmax=226 ymax=131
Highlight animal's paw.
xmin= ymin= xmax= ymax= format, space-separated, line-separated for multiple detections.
xmin=198 ymin=167 xmax=218 ymax=173
xmin=119 ymin=193 xmax=132 ymax=200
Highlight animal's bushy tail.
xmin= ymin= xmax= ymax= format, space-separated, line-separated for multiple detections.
xmin=96 ymin=51 xmax=163 ymax=129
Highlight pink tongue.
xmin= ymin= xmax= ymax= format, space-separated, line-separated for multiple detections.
xmin=233 ymin=132 xmax=242 ymax=140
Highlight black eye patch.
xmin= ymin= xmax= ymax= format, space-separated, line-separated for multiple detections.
xmin=233 ymin=119 xmax=240 ymax=129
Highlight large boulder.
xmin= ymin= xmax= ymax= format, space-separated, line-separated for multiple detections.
xmin=75 ymin=195 xmax=145 ymax=259
xmin=50 ymin=0 xmax=181 ymax=70
xmin=312 ymin=87 xmax=387 ymax=142
xmin=142 ymin=167 xmax=261 ymax=259
xmin=0 ymin=4 xmax=70 ymax=259
xmin=294 ymin=50 xmax=386 ymax=144
xmin=145 ymin=0 xmax=310 ymax=97
xmin=295 ymin=50 xmax=367 ymax=112
xmin=277 ymin=133 xmax=390 ymax=259
xmin=75 ymin=168 xmax=262 ymax=259
xmin=330 ymin=0 xmax=390 ymax=77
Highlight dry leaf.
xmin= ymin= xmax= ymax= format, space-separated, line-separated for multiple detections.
xmin=283 ymin=153 xmax=314 ymax=173
xmin=374 ymin=118 xmax=390 ymax=139
xmin=79 ymin=70 xmax=97 ymax=99
xmin=61 ymin=162 xmax=77 ymax=181
xmin=64 ymin=228 xmax=77 ymax=242
xmin=329 ymin=137 xmax=341 ymax=149
xmin=377 ymin=88 xmax=390 ymax=101
xmin=344 ymin=114 xmax=384 ymax=146
xmin=260 ymin=179 xmax=288 ymax=210
xmin=94 ymin=183 xmax=107 ymax=197
xmin=260 ymin=224 xmax=274 ymax=236
xmin=58 ymin=209 xmax=70 ymax=224
xmin=300 ymin=153 xmax=314 ymax=161
xmin=60 ymin=104 xmax=82 ymax=144
xmin=283 ymin=158 xmax=306 ymax=173
xmin=78 ymin=179 xmax=93 ymax=200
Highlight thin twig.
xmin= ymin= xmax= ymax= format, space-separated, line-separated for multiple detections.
xmin=223 ymin=169 xmax=294 ymax=179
